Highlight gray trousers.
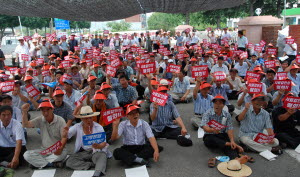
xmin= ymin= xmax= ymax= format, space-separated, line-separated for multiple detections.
xmin=240 ymin=136 xmax=279 ymax=152
xmin=190 ymin=115 xmax=202 ymax=128
xmin=66 ymin=150 xmax=107 ymax=174
xmin=23 ymin=149 xmax=67 ymax=168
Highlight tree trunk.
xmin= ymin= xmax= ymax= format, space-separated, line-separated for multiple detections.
xmin=216 ymin=16 xmax=221 ymax=29
xmin=185 ymin=13 xmax=190 ymax=25
xmin=11 ymin=27 xmax=15 ymax=35
xmin=0 ymin=28 xmax=5 ymax=43
xmin=26 ymin=27 xmax=29 ymax=36
xmin=249 ymin=0 xmax=254 ymax=16
xmin=277 ymin=0 xmax=282 ymax=17
xmin=44 ymin=26 xmax=46 ymax=36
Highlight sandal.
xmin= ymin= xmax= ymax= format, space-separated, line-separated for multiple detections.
xmin=208 ymin=158 xmax=216 ymax=168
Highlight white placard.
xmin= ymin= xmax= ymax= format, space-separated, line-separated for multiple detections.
xmin=198 ymin=127 xmax=204 ymax=138
xmin=71 ymin=171 xmax=95 ymax=177
xmin=295 ymin=144 xmax=300 ymax=153
xmin=259 ymin=150 xmax=277 ymax=161
xmin=125 ymin=165 xmax=149 ymax=177
xmin=32 ymin=169 xmax=56 ymax=177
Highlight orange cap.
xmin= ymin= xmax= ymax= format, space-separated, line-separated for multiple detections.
xmin=126 ymin=104 xmax=140 ymax=115
xmin=190 ymin=57 xmax=197 ymax=62
xmin=253 ymin=66 xmax=262 ymax=72
xmin=93 ymin=90 xmax=107 ymax=100
xmin=68 ymin=51 xmax=74 ymax=55
xmin=100 ymin=82 xmax=112 ymax=91
xmin=80 ymin=59 xmax=86 ymax=64
xmin=29 ymin=61 xmax=37 ymax=67
xmin=48 ymin=54 xmax=56 ymax=58
xmin=26 ymin=67 xmax=33 ymax=72
xmin=87 ymin=75 xmax=97 ymax=82
xmin=24 ymin=75 xmax=33 ymax=81
xmin=56 ymin=57 xmax=62 ymax=61
xmin=93 ymin=64 xmax=100 ymax=68
xmin=157 ymin=85 xmax=169 ymax=92
xmin=291 ymin=64 xmax=300 ymax=70
xmin=53 ymin=87 xmax=64 ymax=97
xmin=49 ymin=65 xmax=56 ymax=70
xmin=101 ymin=62 xmax=107 ymax=66
xmin=38 ymin=99 xmax=54 ymax=109
xmin=251 ymin=94 xmax=266 ymax=101
xmin=151 ymin=80 xmax=159 ymax=85
xmin=200 ymin=83 xmax=212 ymax=90
xmin=212 ymin=94 xmax=226 ymax=102
xmin=43 ymin=65 xmax=50 ymax=70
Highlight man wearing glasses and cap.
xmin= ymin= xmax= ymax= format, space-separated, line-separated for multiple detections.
xmin=21 ymin=99 xmax=68 ymax=168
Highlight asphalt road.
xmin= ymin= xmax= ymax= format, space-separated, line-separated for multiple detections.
xmin=13 ymin=100 xmax=300 ymax=177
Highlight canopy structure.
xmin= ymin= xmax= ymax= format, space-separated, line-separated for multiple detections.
xmin=0 ymin=0 xmax=246 ymax=21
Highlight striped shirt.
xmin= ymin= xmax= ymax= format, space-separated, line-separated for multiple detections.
xmin=173 ymin=77 xmax=190 ymax=94
xmin=210 ymin=84 xmax=232 ymax=105
xmin=194 ymin=93 xmax=213 ymax=115
xmin=239 ymin=106 xmax=272 ymax=138
xmin=288 ymin=73 xmax=300 ymax=90
xmin=118 ymin=119 xmax=154 ymax=145
xmin=112 ymin=84 xmax=138 ymax=106
xmin=200 ymin=108 xmax=233 ymax=134
xmin=150 ymin=101 xmax=180 ymax=132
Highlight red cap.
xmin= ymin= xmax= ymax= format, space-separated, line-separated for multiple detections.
xmin=225 ymin=44 xmax=230 ymax=48
xmin=126 ymin=104 xmax=140 ymax=115
xmin=291 ymin=64 xmax=300 ymax=70
xmin=93 ymin=64 xmax=100 ymax=68
xmin=200 ymin=83 xmax=212 ymax=90
xmin=93 ymin=90 xmax=107 ymax=100
xmin=26 ymin=68 xmax=33 ymax=72
xmin=251 ymin=94 xmax=266 ymax=101
xmin=157 ymin=85 xmax=169 ymax=92
xmin=190 ymin=57 xmax=197 ymax=62
xmin=53 ymin=87 xmax=64 ymax=97
xmin=87 ymin=75 xmax=97 ymax=82
xmin=100 ymin=82 xmax=112 ymax=91
xmin=24 ymin=75 xmax=33 ymax=81
xmin=80 ymin=60 xmax=87 ymax=64
xmin=253 ymin=66 xmax=262 ymax=72
xmin=38 ymin=99 xmax=54 ymax=109
xmin=43 ymin=65 xmax=50 ymax=71
xmin=48 ymin=54 xmax=56 ymax=58
xmin=101 ymin=62 xmax=107 ymax=66
xmin=151 ymin=80 xmax=160 ymax=85
xmin=29 ymin=61 xmax=37 ymax=67
xmin=56 ymin=57 xmax=62 ymax=61
xmin=49 ymin=65 xmax=56 ymax=70
xmin=212 ymin=94 xmax=226 ymax=102
xmin=52 ymin=39 xmax=58 ymax=42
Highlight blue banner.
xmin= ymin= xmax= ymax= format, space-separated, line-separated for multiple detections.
xmin=82 ymin=132 xmax=106 ymax=146
xmin=54 ymin=18 xmax=70 ymax=30
xmin=40 ymin=82 xmax=57 ymax=88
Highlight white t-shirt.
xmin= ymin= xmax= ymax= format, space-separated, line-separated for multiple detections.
xmin=284 ymin=43 xmax=297 ymax=55
xmin=234 ymin=62 xmax=248 ymax=76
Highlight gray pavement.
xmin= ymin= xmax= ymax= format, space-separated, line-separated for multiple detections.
xmin=14 ymin=100 xmax=300 ymax=177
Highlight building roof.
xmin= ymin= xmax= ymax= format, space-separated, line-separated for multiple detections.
xmin=0 ymin=0 xmax=246 ymax=21
xmin=237 ymin=15 xmax=283 ymax=26
xmin=282 ymin=8 xmax=300 ymax=16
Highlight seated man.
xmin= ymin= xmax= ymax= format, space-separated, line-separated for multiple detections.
xmin=238 ymin=94 xmax=282 ymax=154
xmin=100 ymin=82 xmax=119 ymax=109
xmin=150 ymin=85 xmax=188 ymax=140
xmin=210 ymin=76 xmax=235 ymax=113
xmin=272 ymin=102 xmax=300 ymax=149
xmin=108 ymin=75 xmax=138 ymax=107
xmin=227 ymin=68 xmax=243 ymax=100
xmin=201 ymin=95 xmax=243 ymax=162
xmin=83 ymin=75 xmax=100 ymax=105
xmin=1 ymin=95 xmax=22 ymax=123
xmin=170 ymin=70 xmax=192 ymax=103
xmin=65 ymin=106 xmax=108 ymax=177
xmin=112 ymin=104 xmax=161 ymax=167
xmin=191 ymin=78 xmax=213 ymax=128
xmin=63 ymin=79 xmax=81 ymax=111
xmin=22 ymin=99 xmax=67 ymax=168
xmin=0 ymin=106 xmax=26 ymax=169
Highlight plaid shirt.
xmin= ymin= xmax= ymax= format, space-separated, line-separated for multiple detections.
xmin=112 ymin=84 xmax=138 ymax=106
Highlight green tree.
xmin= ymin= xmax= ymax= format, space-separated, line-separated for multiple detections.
xmin=70 ymin=21 xmax=91 ymax=30
xmin=21 ymin=17 xmax=50 ymax=35
xmin=147 ymin=13 xmax=185 ymax=31
xmin=0 ymin=15 xmax=19 ymax=40
xmin=106 ymin=21 xmax=131 ymax=32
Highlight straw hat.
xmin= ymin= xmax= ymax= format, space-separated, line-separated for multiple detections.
xmin=75 ymin=106 xmax=100 ymax=118
xmin=217 ymin=160 xmax=252 ymax=177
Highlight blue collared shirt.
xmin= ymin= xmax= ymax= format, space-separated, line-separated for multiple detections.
xmin=150 ymin=101 xmax=180 ymax=132
xmin=239 ymin=106 xmax=273 ymax=138
xmin=118 ymin=119 xmax=154 ymax=145
xmin=200 ymin=108 xmax=233 ymax=134
xmin=173 ymin=77 xmax=190 ymax=94
xmin=210 ymin=84 xmax=232 ymax=105
xmin=112 ymin=84 xmax=138 ymax=105
xmin=0 ymin=119 xmax=26 ymax=147
xmin=194 ymin=93 xmax=213 ymax=115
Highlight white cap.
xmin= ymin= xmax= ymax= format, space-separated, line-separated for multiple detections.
xmin=163 ymin=56 xmax=169 ymax=60
xmin=168 ymin=59 xmax=173 ymax=63
xmin=160 ymin=79 xmax=168 ymax=85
